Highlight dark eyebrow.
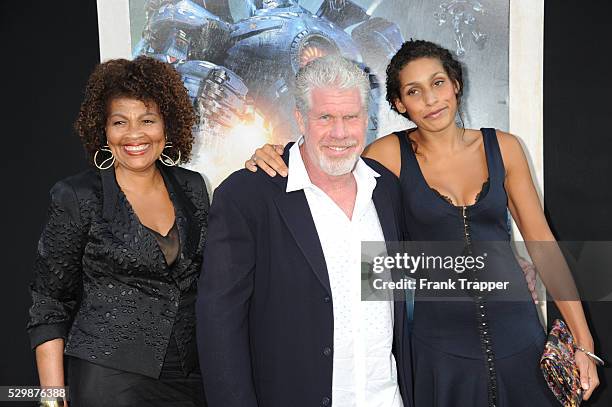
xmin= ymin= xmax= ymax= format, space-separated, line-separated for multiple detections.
xmin=401 ymin=71 xmax=446 ymax=90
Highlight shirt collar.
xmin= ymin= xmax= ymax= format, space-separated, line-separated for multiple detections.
xmin=285 ymin=136 xmax=380 ymax=194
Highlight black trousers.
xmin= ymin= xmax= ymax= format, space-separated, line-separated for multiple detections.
xmin=67 ymin=338 xmax=206 ymax=407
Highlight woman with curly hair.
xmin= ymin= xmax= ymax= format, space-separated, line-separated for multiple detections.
xmin=246 ymin=41 xmax=601 ymax=406
xmin=27 ymin=56 xmax=209 ymax=406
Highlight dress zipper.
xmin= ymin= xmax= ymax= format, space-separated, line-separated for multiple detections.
xmin=462 ymin=205 xmax=497 ymax=407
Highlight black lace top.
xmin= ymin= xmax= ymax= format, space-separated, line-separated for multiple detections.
xmin=143 ymin=222 xmax=180 ymax=266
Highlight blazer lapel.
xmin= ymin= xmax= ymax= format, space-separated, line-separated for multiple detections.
xmin=271 ymin=145 xmax=332 ymax=296
xmin=159 ymin=165 xmax=200 ymax=279
xmin=371 ymin=179 xmax=407 ymax=346
xmin=100 ymin=167 xmax=166 ymax=272
xmin=372 ymin=183 xmax=399 ymax=243
xmin=101 ymin=167 xmax=120 ymax=223
xmin=274 ymin=191 xmax=332 ymax=296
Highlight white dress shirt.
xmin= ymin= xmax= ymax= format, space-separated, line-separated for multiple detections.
xmin=286 ymin=139 xmax=403 ymax=407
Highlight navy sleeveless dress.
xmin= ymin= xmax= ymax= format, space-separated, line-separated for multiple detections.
xmin=397 ymin=129 xmax=558 ymax=406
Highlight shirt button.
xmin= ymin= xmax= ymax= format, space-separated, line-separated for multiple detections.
xmin=323 ymin=296 xmax=331 ymax=303
xmin=321 ymin=396 xmax=331 ymax=406
xmin=322 ymin=346 xmax=332 ymax=357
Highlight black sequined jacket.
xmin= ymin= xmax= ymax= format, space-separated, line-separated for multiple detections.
xmin=27 ymin=164 xmax=209 ymax=378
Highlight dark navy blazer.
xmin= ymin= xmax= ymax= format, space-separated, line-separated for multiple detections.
xmin=197 ymin=146 xmax=411 ymax=407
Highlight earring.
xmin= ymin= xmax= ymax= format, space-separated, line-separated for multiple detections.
xmin=159 ymin=141 xmax=181 ymax=166
xmin=93 ymin=145 xmax=115 ymax=170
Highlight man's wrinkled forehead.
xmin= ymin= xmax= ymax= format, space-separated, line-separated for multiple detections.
xmin=307 ymin=86 xmax=365 ymax=115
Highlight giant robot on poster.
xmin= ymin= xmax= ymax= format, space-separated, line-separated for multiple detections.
xmin=133 ymin=0 xmax=502 ymax=188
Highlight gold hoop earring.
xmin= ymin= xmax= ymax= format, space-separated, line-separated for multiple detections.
xmin=159 ymin=142 xmax=181 ymax=166
xmin=93 ymin=145 xmax=115 ymax=170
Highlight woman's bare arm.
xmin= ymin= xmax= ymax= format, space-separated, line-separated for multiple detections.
xmin=499 ymin=130 xmax=600 ymax=399
xmin=35 ymin=339 xmax=65 ymax=386
xmin=36 ymin=338 xmax=68 ymax=406
xmin=245 ymin=134 xmax=403 ymax=177
xmin=361 ymin=134 xmax=402 ymax=177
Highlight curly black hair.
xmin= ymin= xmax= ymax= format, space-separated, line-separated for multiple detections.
xmin=385 ymin=40 xmax=464 ymax=121
xmin=75 ymin=56 xmax=196 ymax=164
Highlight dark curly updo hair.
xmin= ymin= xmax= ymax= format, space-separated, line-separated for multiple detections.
xmin=75 ymin=56 xmax=196 ymax=163
xmin=385 ymin=40 xmax=464 ymax=121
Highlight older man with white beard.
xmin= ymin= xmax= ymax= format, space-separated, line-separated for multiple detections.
xmin=196 ymin=55 xmax=412 ymax=407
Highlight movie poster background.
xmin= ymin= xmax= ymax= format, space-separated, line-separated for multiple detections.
xmin=119 ymin=0 xmax=510 ymax=189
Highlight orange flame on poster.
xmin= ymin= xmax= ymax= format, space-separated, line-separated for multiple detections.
xmin=300 ymin=46 xmax=328 ymax=67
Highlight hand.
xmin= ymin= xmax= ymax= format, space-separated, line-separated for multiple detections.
xmin=245 ymin=144 xmax=288 ymax=177
xmin=517 ymin=256 xmax=539 ymax=304
xmin=575 ymin=349 xmax=600 ymax=400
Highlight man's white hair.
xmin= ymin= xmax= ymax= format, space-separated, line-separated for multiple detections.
xmin=294 ymin=55 xmax=370 ymax=114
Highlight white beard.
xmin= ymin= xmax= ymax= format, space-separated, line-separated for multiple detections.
xmin=317 ymin=150 xmax=360 ymax=176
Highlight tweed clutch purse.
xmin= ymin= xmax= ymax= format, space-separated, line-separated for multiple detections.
xmin=540 ymin=319 xmax=582 ymax=406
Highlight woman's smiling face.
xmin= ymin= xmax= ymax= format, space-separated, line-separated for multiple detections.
xmin=105 ymin=97 xmax=166 ymax=172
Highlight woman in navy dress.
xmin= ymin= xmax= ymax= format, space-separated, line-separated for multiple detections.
xmin=246 ymin=40 xmax=600 ymax=406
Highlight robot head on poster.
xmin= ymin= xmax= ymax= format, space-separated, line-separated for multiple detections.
xmin=136 ymin=0 xmax=404 ymax=186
